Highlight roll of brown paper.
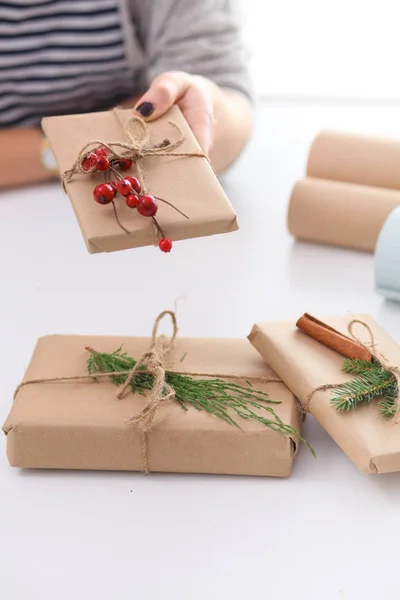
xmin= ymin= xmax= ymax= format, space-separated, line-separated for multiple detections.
xmin=307 ymin=130 xmax=400 ymax=190
xmin=287 ymin=178 xmax=400 ymax=251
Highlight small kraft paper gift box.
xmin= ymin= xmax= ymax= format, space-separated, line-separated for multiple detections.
xmin=249 ymin=313 xmax=400 ymax=474
xmin=41 ymin=106 xmax=238 ymax=254
xmin=3 ymin=312 xmax=306 ymax=477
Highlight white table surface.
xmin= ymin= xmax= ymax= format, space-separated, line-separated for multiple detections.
xmin=1 ymin=103 xmax=400 ymax=600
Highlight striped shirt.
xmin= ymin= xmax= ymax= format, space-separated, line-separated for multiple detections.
xmin=0 ymin=0 xmax=138 ymax=127
xmin=0 ymin=0 xmax=251 ymax=129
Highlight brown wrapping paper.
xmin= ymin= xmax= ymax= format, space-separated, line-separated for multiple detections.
xmin=42 ymin=107 xmax=238 ymax=253
xmin=287 ymin=177 xmax=400 ymax=251
xmin=249 ymin=314 xmax=400 ymax=474
xmin=307 ymin=130 xmax=400 ymax=190
xmin=3 ymin=335 xmax=301 ymax=477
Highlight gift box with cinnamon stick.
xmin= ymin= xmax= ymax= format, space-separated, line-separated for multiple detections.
xmin=41 ymin=106 xmax=238 ymax=254
xmin=3 ymin=313 xmax=305 ymax=477
xmin=249 ymin=313 xmax=400 ymax=474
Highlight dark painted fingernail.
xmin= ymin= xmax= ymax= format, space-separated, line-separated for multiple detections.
xmin=136 ymin=102 xmax=154 ymax=117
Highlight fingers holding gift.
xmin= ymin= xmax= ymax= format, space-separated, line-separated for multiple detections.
xmin=134 ymin=72 xmax=216 ymax=153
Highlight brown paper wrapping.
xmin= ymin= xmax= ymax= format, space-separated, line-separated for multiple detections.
xmin=249 ymin=314 xmax=400 ymax=474
xmin=287 ymin=177 xmax=400 ymax=251
xmin=307 ymin=130 xmax=400 ymax=190
xmin=3 ymin=335 xmax=301 ymax=477
xmin=42 ymin=107 xmax=238 ymax=253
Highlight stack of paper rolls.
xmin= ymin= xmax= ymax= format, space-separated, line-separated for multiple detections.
xmin=288 ymin=131 xmax=400 ymax=252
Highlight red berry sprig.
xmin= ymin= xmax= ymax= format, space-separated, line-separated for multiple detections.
xmin=126 ymin=194 xmax=139 ymax=209
xmin=115 ymin=179 xmax=132 ymax=196
xmin=137 ymin=195 xmax=158 ymax=217
xmin=125 ymin=176 xmax=141 ymax=194
xmin=81 ymin=152 xmax=98 ymax=172
xmin=82 ymin=145 xmax=180 ymax=252
xmin=96 ymin=146 xmax=108 ymax=157
xmin=119 ymin=158 xmax=133 ymax=171
xmin=97 ymin=156 xmax=110 ymax=171
xmin=93 ymin=183 xmax=115 ymax=205
xmin=159 ymin=238 xmax=173 ymax=253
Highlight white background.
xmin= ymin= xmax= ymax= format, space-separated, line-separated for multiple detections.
xmin=241 ymin=0 xmax=400 ymax=99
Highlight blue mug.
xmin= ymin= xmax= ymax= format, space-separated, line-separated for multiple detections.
xmin=375 ymin=206 xmax=400 ymax=301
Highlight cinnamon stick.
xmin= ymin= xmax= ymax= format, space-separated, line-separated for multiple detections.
xmin=296 ymin=314 xmax=373 ymax=362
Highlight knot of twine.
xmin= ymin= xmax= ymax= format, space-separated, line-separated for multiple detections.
xmin=61 ymin=109 xmax=208 ymax=243
xmin=304 ymin=319 xmax=400 ymax=421
xmin=117 ymin=310 xmax=178 ymax=473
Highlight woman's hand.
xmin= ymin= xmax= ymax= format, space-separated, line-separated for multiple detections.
xmin=134 ymin=71 xmax=217 ymax=154
xmin=133 ymin=71 xmax=252 ymax=173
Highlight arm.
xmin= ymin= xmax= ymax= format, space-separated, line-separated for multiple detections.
xmin=0 ymin=128 xmax=55 ymax=189
xmin=131 ymin=0 xmax=253 ymax=173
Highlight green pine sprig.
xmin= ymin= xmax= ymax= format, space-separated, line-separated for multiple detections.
xmin=330 ymin=358 xmax=398 ymax=417
xmin=86 ymin=346 xmax=314 ymax=454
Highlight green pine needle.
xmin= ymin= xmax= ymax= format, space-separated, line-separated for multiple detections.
xmin=86 ymin=347 xmax=314 ymax=455
xmin=330 ymin=358 xmax=398 ymax=417
xmin=342 ymin=358 xmax=378 ymax=375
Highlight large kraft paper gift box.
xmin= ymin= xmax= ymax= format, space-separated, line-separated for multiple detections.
xmin=249 ymin=314 xmax=400 ymax=474
xmin=3 ymin=332 xmax=302 ymax=477
xmin=41 ymin=106 xmax=238 ymax=253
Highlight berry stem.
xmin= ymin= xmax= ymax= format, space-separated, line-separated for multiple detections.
xmin=109 ymin=165 xmax=124 ymax=180
xmin=152 ymin=216 xmax=165 ymax=239
xmin=154 ymin=196 xmax=189 ymax=219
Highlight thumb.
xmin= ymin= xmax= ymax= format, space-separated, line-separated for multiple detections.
xmin=134 ymin=72 xmax=191 ymax=120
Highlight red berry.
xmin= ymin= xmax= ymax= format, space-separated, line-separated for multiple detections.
xmin=96 ymin=146 xmax=108 ymax=157
xmin=116 ymin=179 xmax=132 ymax=196
xmin=137 ymin=195 xmax=158 ymax=217
xmin=96 ymin=156 xmax=110 ymax=171
xmin=126 ymin=194 xmax=139 ymax=209
xmin=125 ymin=176 xmax=141 ymax=194
xmin=93 ymin=183 xmax=114 ymax=205
xmin=81 ymin=152 xmax=98 ymax=172
xmin=119 ymin=158 xmax=133 ymax=171
xmin=159 ymin=238 xmax=173 ymax=253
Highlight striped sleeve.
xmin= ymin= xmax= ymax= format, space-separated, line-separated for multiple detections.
xmin=0 ymin=0 xmax=138 ymax=127
xmin=131 ymin=0 xmax=253 ymax=100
